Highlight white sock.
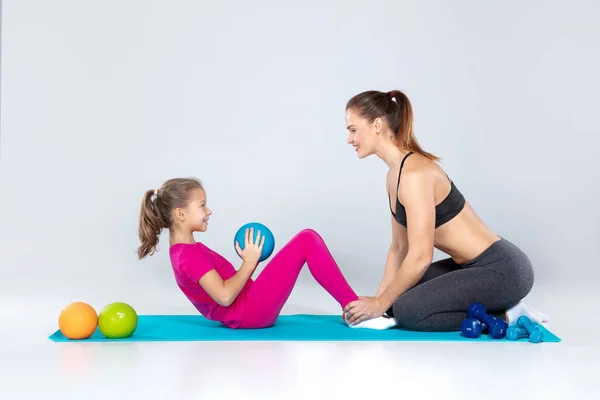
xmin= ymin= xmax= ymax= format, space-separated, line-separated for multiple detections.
xmin=505 ymin=302 xmax=549 ymax=326
xmin=345 ymin=314 xmax=398 ymax=330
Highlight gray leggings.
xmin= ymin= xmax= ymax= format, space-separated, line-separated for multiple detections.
xmin=386 ymin=238 xmax=534 ymax=331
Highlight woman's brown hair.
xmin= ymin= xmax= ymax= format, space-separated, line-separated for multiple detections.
xmin=346 ymin=89 xmax=439 ymax=161
xmin=137 ymin=177 xmax=203 ymax=260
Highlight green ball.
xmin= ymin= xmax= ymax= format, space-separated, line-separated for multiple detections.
xmin=98 ymin=302 xmax=138 ymax=339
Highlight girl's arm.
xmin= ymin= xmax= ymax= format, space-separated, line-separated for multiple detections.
xmin=197 ymin=228 xmax=265 ymax=307
xmin=198 ymin=260 xmax=258 ymax=307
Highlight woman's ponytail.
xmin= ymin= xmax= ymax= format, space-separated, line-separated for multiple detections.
xmin=346 ymin=89 xmax=439 ymax=161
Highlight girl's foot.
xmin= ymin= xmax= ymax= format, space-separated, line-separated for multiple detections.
xmin=345 ymin=313 xmax=398 ymax=330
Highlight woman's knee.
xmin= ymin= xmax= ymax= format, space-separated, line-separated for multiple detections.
xmin=391 ymin=299 xmax=466 ymax=331
xmin=390 ymin=298 xmax=428 ymax=331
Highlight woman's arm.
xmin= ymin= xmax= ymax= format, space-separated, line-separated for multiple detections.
xmin=376 ymin=169 xmax=436 ymax=311
xmin=375 ymin=215 xmax=408 ymax=297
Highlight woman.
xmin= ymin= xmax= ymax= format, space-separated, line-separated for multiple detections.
xmin=342 ymin=90 xmax=548 ymax=331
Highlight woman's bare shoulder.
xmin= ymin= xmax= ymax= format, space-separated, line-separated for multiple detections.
xmin=401 ymin=153 xmax=441 ymax=180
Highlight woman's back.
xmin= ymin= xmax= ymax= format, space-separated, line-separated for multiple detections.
xmin=387 ymin=152 xmax=500 ymax=264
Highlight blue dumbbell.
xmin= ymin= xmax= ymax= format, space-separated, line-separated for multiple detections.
xmin=517 ymin=316 xmax=544 ymax=343
xmin=461 ymin=318 xmax=486 ymax=338
xmin=506 ymin=326 xmax=528 ymax=341
xmin=467 ymin=302 xmax=508 ymax=339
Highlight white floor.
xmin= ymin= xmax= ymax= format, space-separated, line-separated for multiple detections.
xmin=1 ymin=283 xmax=598 ymax=400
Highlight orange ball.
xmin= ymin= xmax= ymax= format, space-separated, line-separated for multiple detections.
xmin=58 ymin=302 xmax=98 ymax=340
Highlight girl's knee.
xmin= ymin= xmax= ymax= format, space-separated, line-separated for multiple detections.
xmin=298 ymin=228 xmax=319 ymax=238
xmin=295 ymin=228 xmax=322 ymax=244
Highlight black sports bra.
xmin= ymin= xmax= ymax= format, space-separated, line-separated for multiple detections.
xmin=389 ymin=152 xmax=466 ymax=229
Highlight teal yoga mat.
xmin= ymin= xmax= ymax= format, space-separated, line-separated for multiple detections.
xmin=48 ymin=314 xmax=561 ymax=342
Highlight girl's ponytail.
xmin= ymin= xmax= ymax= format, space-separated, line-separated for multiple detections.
xmin=137 ymin=189 xmax=166 ymax=259
xmin=136 ymin=177 xmax=204 ymax=260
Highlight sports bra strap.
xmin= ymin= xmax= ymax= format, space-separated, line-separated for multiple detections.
xmin=396 ymin=151 xmax=414 ymax=189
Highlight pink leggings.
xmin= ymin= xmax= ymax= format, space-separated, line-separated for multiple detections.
xmin=238 ymin=229 xmax=358 ymax=329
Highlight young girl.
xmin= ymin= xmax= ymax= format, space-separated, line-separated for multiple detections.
xmin=137 ymin=177 xmax=397 ymax=330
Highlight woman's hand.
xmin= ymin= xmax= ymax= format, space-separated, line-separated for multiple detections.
xmin=343 ymin=296 xmax=385 ymax=325
xmin=235 ymin=227 xmax=265 ymax=264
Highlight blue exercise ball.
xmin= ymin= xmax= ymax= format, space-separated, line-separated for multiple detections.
xmin=234 ymin=222 xmax=275 ymax=262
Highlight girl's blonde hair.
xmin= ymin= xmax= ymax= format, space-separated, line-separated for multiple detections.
xmin=137 ymin=177 xmax=203 ymax=259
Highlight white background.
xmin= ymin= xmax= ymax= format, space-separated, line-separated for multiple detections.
xmin=1 ymin=1 xmax=599 ymax=398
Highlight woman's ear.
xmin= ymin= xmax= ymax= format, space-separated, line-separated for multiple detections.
xmin=373 ymin=117 xmax=383 ymax=134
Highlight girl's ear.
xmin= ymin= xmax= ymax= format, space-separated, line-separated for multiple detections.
xmin=174 ymin=207 xmax=186 ymax=222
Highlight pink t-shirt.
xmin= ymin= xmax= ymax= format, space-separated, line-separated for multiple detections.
xmin=169 ymin=241 xmax=253 ymax=329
